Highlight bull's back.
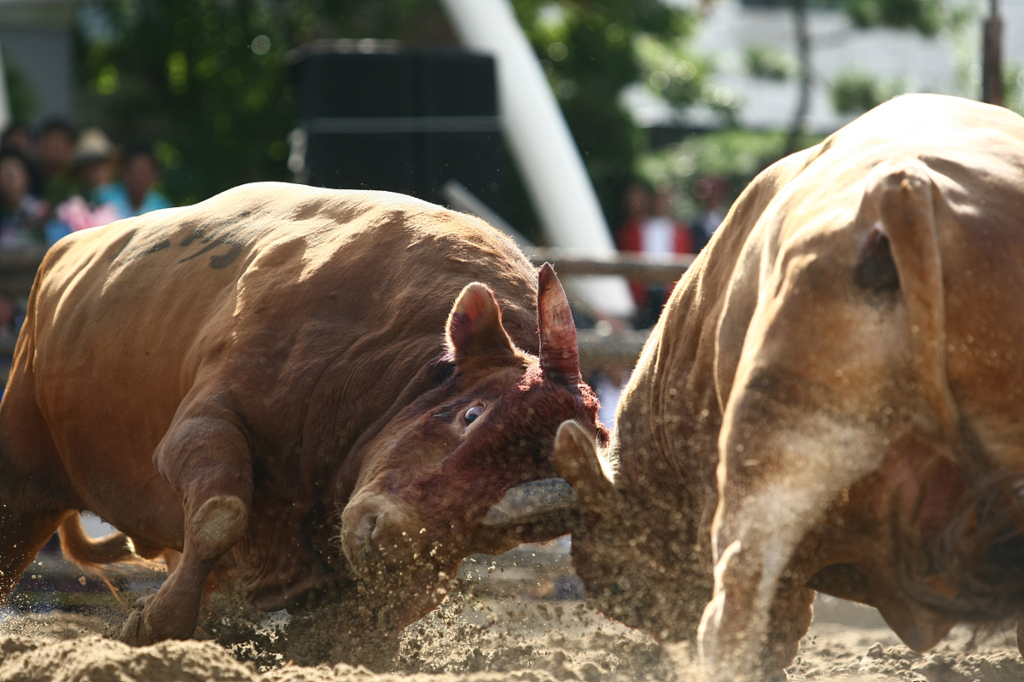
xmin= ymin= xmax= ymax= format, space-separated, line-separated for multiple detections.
xmin=26 ymin=186 xmax=315 ymax=466
xmin=9 ymin=183 xmax=538 ymax=535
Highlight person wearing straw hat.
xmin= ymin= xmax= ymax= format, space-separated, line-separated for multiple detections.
xmin=50 ymin=127 xmax=121 ymax=234
xmin=72 ymin=127 xmax=119 ymax=204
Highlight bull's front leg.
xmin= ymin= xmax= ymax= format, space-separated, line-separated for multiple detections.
xmin=121 ymin=411 xmax=252 ymax=645
xmin=698 ymin=419 xmax=877 ymax=681
xmin=697 ymin=485 xmax=817 ymax=682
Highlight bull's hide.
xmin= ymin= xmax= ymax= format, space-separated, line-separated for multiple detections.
xmin=0 ymin=183 xmax=604 ymax=665
xmin=554 ymin=93 xmax=1024 ymax=681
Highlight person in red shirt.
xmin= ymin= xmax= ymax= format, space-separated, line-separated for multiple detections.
xmin=615 ymin=184 xmax=693 ymax=327
xmin=691 ymin=175 xmax=728 ymax=252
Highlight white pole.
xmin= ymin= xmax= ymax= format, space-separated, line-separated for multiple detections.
xmin=438 ymin=0 xmax=635 ymax=319
xmin=0 ymin=42 xmax=11 ymax=134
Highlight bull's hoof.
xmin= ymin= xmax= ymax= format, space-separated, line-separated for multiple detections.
xmin=118 ymin=597 xmax=153 ymax=646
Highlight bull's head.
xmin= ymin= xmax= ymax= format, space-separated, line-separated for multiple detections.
xmin=337 ymin=264 xmax=606 ymax=624
xmin=550 ymin=419 xmax=711 ymax=642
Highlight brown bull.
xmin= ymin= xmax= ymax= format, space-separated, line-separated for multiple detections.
xmin=554 ymin=94 xmax=1024 ymax=680
xmin=0 ymin=183 xmax=604 ymax=659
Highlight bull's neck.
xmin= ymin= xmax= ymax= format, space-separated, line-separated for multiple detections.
xmin=613 ymin=312 xmax=721 ymax=505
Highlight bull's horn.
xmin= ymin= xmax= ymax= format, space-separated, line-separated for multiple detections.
xmin=537 ymin=263 xmax=581 ymax=392
xmin=481 ymin=478 xmax=579 ymax=527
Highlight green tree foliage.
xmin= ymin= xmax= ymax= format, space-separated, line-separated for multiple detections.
xmin=76 ymin=0 xmax=468 ymax=205
xmin=77 ymin=0 xmax=313 ymax=204
xmin=513 ymin=1 xmax=706 ymax=227
xmin=843 ymin=0 xmax=945 ymax=35
xmin=829 ymin=70 xmax=906 ymax=114
xmin=2 ymin=49 xmax=42 ymax=122
xmin=745 ymin=45 xmax=796 ymax=81
xmin=1004 ymin=64 xmax=1024 ymax=116
xmin=638 ymin=128 xmax=824 ymax=221
xmin=76 ymin=0 xmax=704 ymax=228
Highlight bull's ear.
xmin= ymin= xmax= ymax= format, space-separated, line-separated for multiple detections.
xmin=538 ymin=263 xmax=581 ymax=391
xmin=854 ymin=224 xmax=900 ymax=293
xmin=446 ymin=282 xmax=518 ymax=367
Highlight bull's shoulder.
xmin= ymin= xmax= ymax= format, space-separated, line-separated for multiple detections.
xmin=186 ymin=183 xmax=529 ymax=274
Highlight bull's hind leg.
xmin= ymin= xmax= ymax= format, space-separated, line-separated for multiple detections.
xmin=120 ymin=412 xmax=252 ymax=645
xmin=0 ymin=368 xmax=80 ymax=608
xmin=0 ymin=509 xmax=68 ymax=607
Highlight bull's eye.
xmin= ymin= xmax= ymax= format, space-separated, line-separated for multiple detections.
xmin=463 ymin=405 xmax=484 ymax=425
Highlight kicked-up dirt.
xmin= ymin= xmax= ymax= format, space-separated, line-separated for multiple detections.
xmin=1 ymin=540 xmax=1021 ymax=682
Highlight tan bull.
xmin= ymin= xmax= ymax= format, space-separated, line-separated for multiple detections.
xmin=554 ymin=94 xmax=1024 ymax=680
xmin=0 ymin=183 xmax=604 ymax=663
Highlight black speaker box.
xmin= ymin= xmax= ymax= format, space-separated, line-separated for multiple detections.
xmin=289 ymin=44 xmax=509 ymax=214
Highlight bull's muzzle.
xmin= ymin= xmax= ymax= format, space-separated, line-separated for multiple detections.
xmin=340 ymin=494 xmax=424 ymax=578
xmin=354 ymin=511 xmax=386 ymax=553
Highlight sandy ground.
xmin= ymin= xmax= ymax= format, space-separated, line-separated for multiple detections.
xmin=1 ymin=541 xmax=1021 ymax=682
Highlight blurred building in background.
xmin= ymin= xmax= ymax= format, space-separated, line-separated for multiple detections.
xmin=3 ymin=0 xmax=1024 ymax=242
xmin=625 ymin=0 xmax=1024 ymax=134
xmin=0 ymin=0 xmax=76 ymax=126
xmin=7 ymin=0 xmax=1024 ymax=146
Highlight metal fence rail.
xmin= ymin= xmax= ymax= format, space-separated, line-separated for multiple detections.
xmin=577 ymin=328 xmax=650 ymax=371
xmin=524 ymin=248 xmax=693 ymax=283
xmin=0 ymin=247 xmax=47 ymax=301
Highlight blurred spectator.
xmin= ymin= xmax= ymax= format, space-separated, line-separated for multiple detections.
xmin=0 ymin=122 xmax=44 ymax=198
xmin=72 ymin=127 xmax=119 ymax=202
xmin=614 ymin=181 xmax=650 ymax=319
xmin=616 ymin=185 xmax=693 ymax=328
xmin=592 ymin=364 xmax=628 ymax=431
xmin=618 ymin=181 xmax=652 ymax=231
xmin=98 ymin=144 xmax=172 ymax=218
xmin=54 ymin=196 xmax=121 ymax=234
xmin=0 ymin=148 xmax=48 ymax=249
xmin=1 ymin=122 xmax=34 ymax=157
xmin=35 ymin=118 xmax=77 ymax=206
xmin=0 ymin=147 xmax=48 ymax=336
xmin=691 ymin=176 xmax=728 ymax=252
xmin=48 ymin=128 xmax=122 ymax=236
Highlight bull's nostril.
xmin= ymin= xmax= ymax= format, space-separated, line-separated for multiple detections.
xmin=355 ymin=512 xmax=385 ymax=551
xmin=370 ymin=512 xmax=385 ymax=541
